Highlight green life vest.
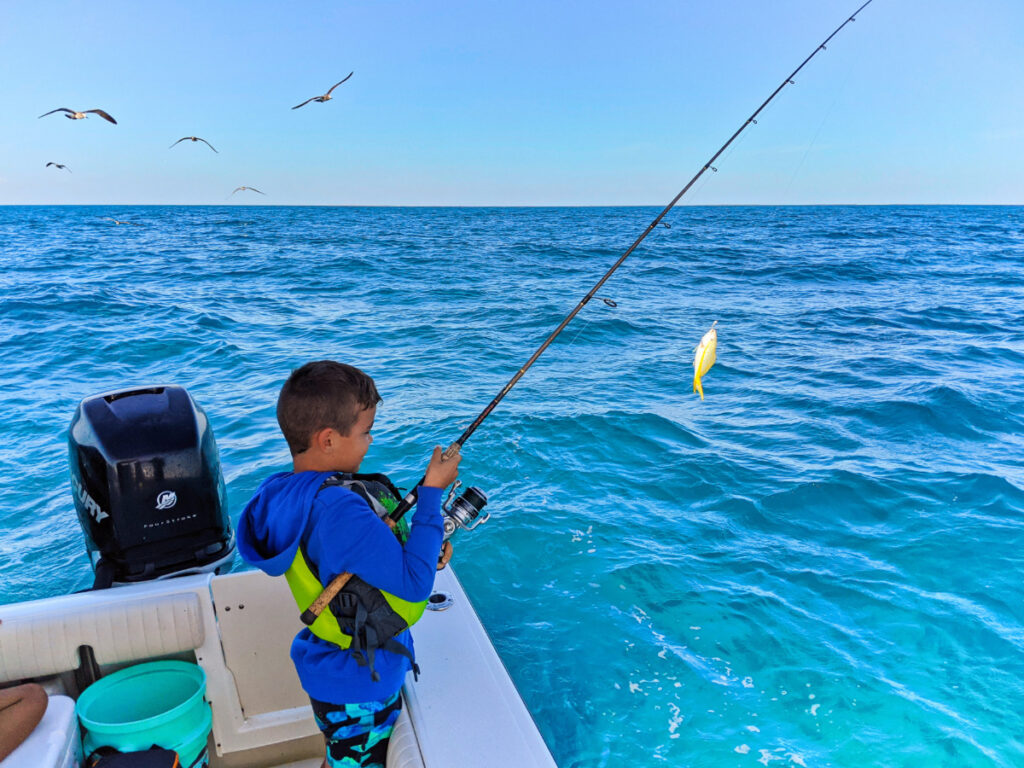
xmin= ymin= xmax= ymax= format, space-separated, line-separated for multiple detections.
xmin=283 ymin=472 xmax=427 ymax=680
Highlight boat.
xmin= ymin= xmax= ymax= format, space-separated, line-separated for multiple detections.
xmin=0 ymin=385 xmax=557 ymax=768
xmin=0 ymin=566 xmax=556 ymax=767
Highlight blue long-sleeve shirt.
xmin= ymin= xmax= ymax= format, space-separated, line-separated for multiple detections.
xmin=237 ymin=470 xmax=444 ymax=703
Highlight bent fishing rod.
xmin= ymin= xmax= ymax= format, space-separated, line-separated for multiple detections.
xmin=302 ymin=0 xmax=873 ymax=625
xmin=391 ymin=0 xmax=872 ymax=519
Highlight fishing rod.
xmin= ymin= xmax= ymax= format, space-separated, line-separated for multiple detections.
xmin=301 ymin=0 xmax=873 ymax=626
xmin=391 ymin=0 xmax=873 ymax=520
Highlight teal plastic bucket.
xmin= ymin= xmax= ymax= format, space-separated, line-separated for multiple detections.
xmin=77 ymin=660 xmax=212 ymax=767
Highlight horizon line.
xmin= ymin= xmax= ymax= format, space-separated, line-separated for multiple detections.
xmin=2 ymin=202 xmax=1022 ymax=208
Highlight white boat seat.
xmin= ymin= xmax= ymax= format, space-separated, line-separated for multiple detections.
xmin=0 ymin=591 xmax=203 ymax=683
xmin=0 ymin=574 xmax=319 ymax=758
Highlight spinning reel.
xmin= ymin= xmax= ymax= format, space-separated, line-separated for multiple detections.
xmin=441 ymin=481 xmax=489 ymax=540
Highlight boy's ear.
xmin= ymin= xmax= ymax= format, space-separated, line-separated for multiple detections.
xmin=310 ymin=427 xmax=338 ymax=454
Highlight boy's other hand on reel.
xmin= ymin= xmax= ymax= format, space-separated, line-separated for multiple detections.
xmin=423 ymin=444 xmax=461 ymax=489
xmin=437 ymin=540 xmax=453 ymax=570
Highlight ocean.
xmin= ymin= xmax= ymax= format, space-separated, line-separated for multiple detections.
xmin=1 ymin=205 xmax=1022 ymax=767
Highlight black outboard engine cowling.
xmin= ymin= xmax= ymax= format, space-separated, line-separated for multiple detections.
xmin=68 ymin=385 xmax=235 ymax=586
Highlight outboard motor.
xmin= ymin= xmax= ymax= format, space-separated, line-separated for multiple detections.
xmin=68 ymin=385 xmax=235 ymax=588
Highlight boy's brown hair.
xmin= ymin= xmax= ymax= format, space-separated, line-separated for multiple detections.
xmin=276 ymin=361 xmax=381 ymax=455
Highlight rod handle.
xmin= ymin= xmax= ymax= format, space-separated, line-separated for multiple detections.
xmin=300 ymin=516 xmax=397 ymax=625
xmin=301 ymin=571 xmax=353 ymax=625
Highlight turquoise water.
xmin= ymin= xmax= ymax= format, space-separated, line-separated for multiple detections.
xmin=1 ymin=205 xmax=1022 ymax=766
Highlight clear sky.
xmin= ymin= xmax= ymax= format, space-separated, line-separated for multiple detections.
xmin=2 ymin=0 xmax=1022 ymax=205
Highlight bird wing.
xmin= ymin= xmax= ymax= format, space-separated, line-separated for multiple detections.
xmin=46 ymin=162 xmax=55 ymax=167
xmin=231 ymin=187 xmax=244 ymax=194
xmin=250 ymin=187 xmax=266 ymax=195
xmin=199 ymin=138 xmax=218 ymax=153
xmin=325 ymin=71 xmax=354 ymax=95
xmin=86 ymin=109 xmax=117 ymax=124
xmin=39 ymin=108 xmax=73 ymax=118
xmin=292 ymin=96 xmax=316 ymax=109
xmin=169 ymin=137 xmax=188 ymax=148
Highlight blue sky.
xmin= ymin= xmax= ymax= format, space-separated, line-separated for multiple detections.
xmin=2 ymin=0 xmax=1021 ymax=205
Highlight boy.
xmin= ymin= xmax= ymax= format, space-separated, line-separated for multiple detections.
xmin=238 ymin=360 xmax=459 ymax=768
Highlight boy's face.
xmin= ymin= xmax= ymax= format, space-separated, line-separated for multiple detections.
xmin=331 ymin=404 xmax=376 ymax=472
xmin=293 ymin=403 xmax=376 ymax=474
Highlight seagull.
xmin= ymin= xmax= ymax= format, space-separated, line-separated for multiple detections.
xmin=169 ymin=136 xmax=218 ymax=152
xmin=38 ymin=108 xmax=117 ymax=124
xmin=46 ymin=162 xmax=71 ymax=172
xmin=292 ymin=72 xmax=353 ymax=109
xmin=232 ymin=186 xmax=265 ymax=196
xmin=102 ymin=217 xmax=141 ymax=226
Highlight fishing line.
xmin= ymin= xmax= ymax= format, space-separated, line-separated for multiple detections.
xmin=687 ymin=75 xmax=793 ymax=208
xmin=686 ymin=101 xmax=765 ymax=206
xmin=302 ymin=0 xmax=875 ymax=624
xmin=685 ymin=121 xmax=754 ymax=207
xmin=561 ymin=297 xmax=618 ymax=352
xmin=783 ymin=50 xmax=861 ymax=200
xmin=685 ymin=45 xmax=804 ymax=209
xmin=387 ymin=0 xmax=874 ymax=522
xmin=562 ymin=314 xmax=597 ymax=352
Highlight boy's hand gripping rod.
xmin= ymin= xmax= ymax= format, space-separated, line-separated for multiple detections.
xmin=301 ymin=0 xmax=873 ymax=627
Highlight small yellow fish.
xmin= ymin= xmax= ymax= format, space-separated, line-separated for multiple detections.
xmin=692 ymin=321 xmax=718 ymax=400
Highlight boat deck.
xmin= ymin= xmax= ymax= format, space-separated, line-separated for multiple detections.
xmin=0 ymin=566 xmax=556 ymax=768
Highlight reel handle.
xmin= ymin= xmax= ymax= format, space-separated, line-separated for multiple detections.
xmin=462 ymin=508 xmax=490 ymax=531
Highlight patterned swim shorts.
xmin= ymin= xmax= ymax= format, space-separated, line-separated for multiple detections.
xmin=310 ymin=692 xmax=402 ymax=768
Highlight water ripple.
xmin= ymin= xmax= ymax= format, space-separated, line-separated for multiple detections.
xmin=2 ymin=205 xmax=1023 ymax=767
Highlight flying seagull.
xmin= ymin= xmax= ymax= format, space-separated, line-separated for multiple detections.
xmin=46 ymin=162 xmax=71 ymax=172
xmin=38 ymin=108 xmax=117 ymax=124
xmin=102 ymin=217 xmax=141 ymax=226
xmin=232 ymin=186 xmax=265 ymax=196
xmin=170 ymin=136 xmax=218 ymax=153
xmin=292 ymin=72 xmax=353 ymax=109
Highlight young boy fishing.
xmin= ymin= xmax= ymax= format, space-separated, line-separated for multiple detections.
xmin=238 ymin=360 xmax=459 ymax=768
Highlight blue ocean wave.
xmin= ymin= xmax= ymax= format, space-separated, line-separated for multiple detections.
xmin=2 ymin=205 xmax=1023 ymax=766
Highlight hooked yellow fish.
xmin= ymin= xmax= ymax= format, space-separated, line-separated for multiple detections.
xmin=692 ymin=321 xmax=718 ymax=400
